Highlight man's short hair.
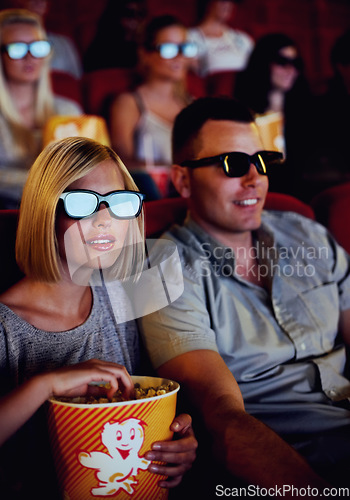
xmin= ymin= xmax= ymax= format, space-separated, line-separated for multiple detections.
xmin=172 ymin=97 xmax=255 ymax=165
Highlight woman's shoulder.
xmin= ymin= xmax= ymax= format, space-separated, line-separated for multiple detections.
xmin=111 ymin=90 xmax=142 ymax=115
xmin=0 ymin=280 xmax=26 ymax=313
xmin=0 ymin=282 xmax=34 ymax=338
xmin=0 ymin=279 xmax=43 ymax=328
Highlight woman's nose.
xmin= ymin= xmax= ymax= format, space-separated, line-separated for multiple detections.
xmin=92 ymin=204 xmax=112 ymax=227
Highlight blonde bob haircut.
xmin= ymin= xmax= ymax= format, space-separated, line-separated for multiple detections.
xmin=0 ymin=9 xmax=54 ymax=156
xmin=16 ymin=136 xmax=145 ymax=283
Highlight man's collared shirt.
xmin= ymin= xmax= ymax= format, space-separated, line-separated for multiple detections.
xmin=140 ymin=210 xmax=350 ymax=435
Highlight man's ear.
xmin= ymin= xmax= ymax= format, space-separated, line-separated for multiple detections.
xmin=171 ymin=164 xmax=191 ymax=198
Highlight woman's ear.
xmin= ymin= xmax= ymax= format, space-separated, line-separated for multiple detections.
xmin=171 ymin=164 xmax=191 ymax=198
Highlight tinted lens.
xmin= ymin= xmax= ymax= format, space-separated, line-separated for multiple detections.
xmin=30 ymin=40 xmax=51 ymax=58
xmin=224 ymin=153 xmax=251 ymax=177
xmin=182 ymin=42 xmax=198 ymax=58
xmin=7 ymin=42 xmax=28 ymax=59
xmin=224 ymin=152 xmax=281 ymax=177
xmin=109 ymin=193 xmax=142 ymax=218
xmin=274 ymin=54 xmax=301 ymax=69
xmin=5 ymin=40 xmax=51 ymax=59
xmin=159 ymin=43 xmax=179 ymax=59
xmin=64 ymin=192 xmax=98 ymax=218
xmin=257 ymin=151 xmax=283 ymax=169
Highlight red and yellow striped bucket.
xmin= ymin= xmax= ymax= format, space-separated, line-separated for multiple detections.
xmin=47 ymin=376 xmax=179 ymax=500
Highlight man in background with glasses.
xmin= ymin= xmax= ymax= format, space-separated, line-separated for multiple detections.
xmin=140 ymin=97 xmax=350 ymax=494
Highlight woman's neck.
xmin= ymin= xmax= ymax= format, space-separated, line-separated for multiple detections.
xmin=143 ymin=77 xmax=178 ymax=97
xmin=199 ymin=18 xmax=226 ymax=37
xmin=267 ymin=89 xmax=285 ymax=113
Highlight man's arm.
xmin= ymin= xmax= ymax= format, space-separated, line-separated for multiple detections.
xmin=157 ymin=349 xmax=329 ymax=492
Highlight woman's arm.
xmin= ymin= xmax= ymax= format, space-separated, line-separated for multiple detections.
xmin=109 ymin=92 xmax=141 ymax=165
xmin=0 ymin=359 xmax=134 ymax=446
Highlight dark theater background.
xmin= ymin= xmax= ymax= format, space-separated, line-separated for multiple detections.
xmin=43 ymin=0 xmax=350 ymax=95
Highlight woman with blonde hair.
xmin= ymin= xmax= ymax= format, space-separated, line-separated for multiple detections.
xmin=0 ymin=8 xmax=82 ymax=208
xmin=0 ymin=136 xmax=197 ymax=499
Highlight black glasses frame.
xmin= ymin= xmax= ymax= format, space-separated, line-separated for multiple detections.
xmin=59 ymin=189 xmax=145 ymax=220
xmin=180 ymin=151 xmax=284 ymax=177
xmin=273 ymin=54 xmax=302 ymax=69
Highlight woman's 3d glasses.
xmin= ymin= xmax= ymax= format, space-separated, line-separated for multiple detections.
xmin=154 ymin=42 xmax=198 ymax=59
xmin=180 ymin=150 xmax=284 ymax=177
xmin=273 ymin=54 xmax=302 ymax=69
xmin=1 ymin=40 xmax=51 ymax=60
xmin=59 ymin=190 xmax=145 ymax=220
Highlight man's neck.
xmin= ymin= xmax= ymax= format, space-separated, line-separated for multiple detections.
xmin=190 ymin=212 xmax=254 ymax=253
xmin=189 ymin=215 xmax=269 ymax=288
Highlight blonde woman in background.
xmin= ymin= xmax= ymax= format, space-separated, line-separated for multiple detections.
xmin=0 ymin=8 xmax=82 ymax=208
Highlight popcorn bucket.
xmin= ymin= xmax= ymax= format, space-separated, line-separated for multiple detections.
xmin=47 ymin=376 xmax=179 ymax=500
xmin=43 ymin=115 xmax=111 ymax=147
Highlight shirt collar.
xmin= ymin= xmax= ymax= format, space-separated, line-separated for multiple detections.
xmin=183 ymin=211 xmax=277 ymax=273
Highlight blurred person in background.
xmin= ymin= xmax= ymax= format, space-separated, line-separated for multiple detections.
xmin=188 ymin=0 xmax=254 ymax=91
xmin=0 ymin=8 xmax=82 ymax=209
xmin=1 ymin=0 xmax=83 ymax=79
xmin=312 ymin=29 xmax=350 ymax=184
xmin=234 ymin=32 xmax=315 ymax=200
xmin=83 ymin=0 xmax=147 ymax=72
xmin=110 ymin=14 xmax=197 ymax=168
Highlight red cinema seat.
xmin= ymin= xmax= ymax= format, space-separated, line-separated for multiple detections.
xmin=82 ymin=68 xmax=135 ymax=118
xmin=50 ymin=70 xmax=83 ymax=108
xmin=311 ymin=182 xmax=350 ymax=254
xmin=144 ymin=192 xmax=314 ymax=238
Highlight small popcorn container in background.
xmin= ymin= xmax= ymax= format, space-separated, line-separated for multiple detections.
xmin=47 ymin=376 xmax=180 ymax=500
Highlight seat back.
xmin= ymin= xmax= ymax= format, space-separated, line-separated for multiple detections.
xmin=50 ymin=70 xmax=83 ymax=108
xmin=264 ymin=192 xmax=315 ymax=219
xmin=145 ymin=197 xmax=188 ymax=238
xmin=82 ymin=68 xmax=135 ymax=117
xmin=0 ymin=210 xmax=23 ymax=294
xmin=311 ymin=182 xmax=350 ymax=253
xmin=205 ymin=71 xmax=237 ymax=97
xmin=144 ymin=192 xmax=314 ymax=238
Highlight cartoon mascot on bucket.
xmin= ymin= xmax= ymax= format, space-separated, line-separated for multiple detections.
xmin=78 ymin=418 xmax=150 ymax=496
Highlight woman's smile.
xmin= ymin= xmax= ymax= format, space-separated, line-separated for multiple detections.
xmin=85 ymin=233 xmax=117 ymax=252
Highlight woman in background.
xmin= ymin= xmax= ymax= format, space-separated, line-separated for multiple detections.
xmin=2 ymin=0 xmax=83 ymax=78
xmin=188 ymin=0 xmax=254 ymax=82
xmin=313 ymin=29 xmax=350 ymax=180
xmin=234 ymin=33 xmax=314 ymax=199
xmin=0 ymin=8 xmax=82 ymax=208
xmin=110 ymin=14 xmax=197 ymax=168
